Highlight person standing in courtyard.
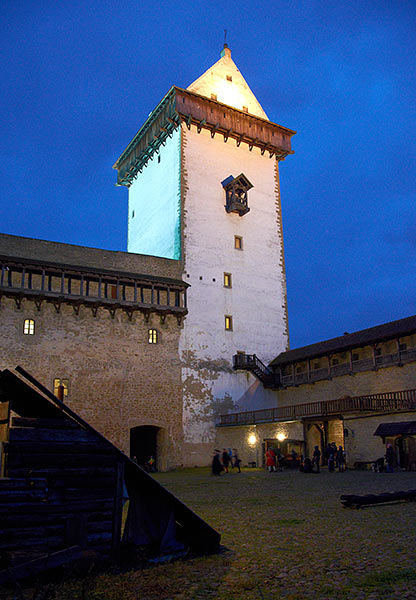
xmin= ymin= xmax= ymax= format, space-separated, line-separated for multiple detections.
xmin=233 ymin=448 xmax=241 ymax=473
xmin=386 ymin=443 xmax=394 ymax=472
xmin=212 ymin=450 xmax=223 ymax=476
xmin=222 ymin=448 xmax=230 ymax=473
xmin=336 ymin=446 xmax=345 ymax=472
xmin=313 ymin=445 xmax=321 ymax=473
xmin=266 ymin=447 xmax=276 ymax=472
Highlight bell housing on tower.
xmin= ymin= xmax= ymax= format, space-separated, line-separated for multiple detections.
xmin=221 ymin=173 xmax=253 ymax=216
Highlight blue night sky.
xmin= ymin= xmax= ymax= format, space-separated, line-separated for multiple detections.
xmin=1 ymin=1 xmax=415 ymax=350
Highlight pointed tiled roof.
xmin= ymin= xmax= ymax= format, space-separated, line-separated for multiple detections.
xmin=187 ymin=45 xmax=268 ymax=119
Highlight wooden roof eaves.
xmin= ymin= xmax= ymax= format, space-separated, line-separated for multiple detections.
xmin=113 ymin=87 xmax=177 ymax=169
xmin=112 ymin=85 xmax=296 ymax=179
xmin=0 ymin=254 xmax=189 ymax=288
xmin=174 ymin=86 xmax=297 ymax=136
xmin=270 ymin=315 xmax=416 ymax=367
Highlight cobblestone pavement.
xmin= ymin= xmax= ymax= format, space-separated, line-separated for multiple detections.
xmin=3 ymin=468 xmax=416 ymax=599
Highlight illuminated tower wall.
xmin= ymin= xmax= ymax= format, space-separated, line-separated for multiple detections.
xmin=114 ymin=46 xmax=295 ymax=465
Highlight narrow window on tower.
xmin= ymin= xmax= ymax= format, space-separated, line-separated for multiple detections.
xmin=234 ymin=236 xmax=243 ymax=250
xmin=148 ymin=329 xmax=158 ymax=344
xmin=23 ymin=319 xmax=35 ymax=335
xmin=225 ymin=315 xmax=233 ymax=331
xmin=53 ymin=378 xmax=69 ymax=399
xmin=226 ymin=75 xmax=232 ymax=81
xmin=224 ymin=273 xmax=232 ymax=288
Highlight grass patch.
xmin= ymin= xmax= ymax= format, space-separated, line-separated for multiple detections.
xmin=2 ymin=468 xmax=416 ymax=599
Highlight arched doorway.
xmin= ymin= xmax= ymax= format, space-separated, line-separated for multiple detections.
xmin=130 ymin=425 xmax=160 ymax=470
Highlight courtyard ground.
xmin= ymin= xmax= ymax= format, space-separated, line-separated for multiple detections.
xmin=3 ymin=467 xmax=416 ymax=599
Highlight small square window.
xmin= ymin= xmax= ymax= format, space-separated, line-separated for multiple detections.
xmin=242 ymin=106 xmax=248 ymax=113
xmin=23 ymin=319 xmax=35 ymax=335
xmin=224 ymin=273 xmax=232 ymax=288
xmin=211 ymin=93 xmax=217 ymax=101
xmin=148 ymin=329 xmax=158 ymax=344
xmin=234 ymin=236 xmax=243 ymax=250
xmin=225 ymin=315 xmax=233 ymax=331
xmin=226 ymin=75 xmax=232 ymax=81
xmin=53 ymin=378 xmax=69 ymax=399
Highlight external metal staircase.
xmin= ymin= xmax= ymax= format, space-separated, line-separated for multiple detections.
xmin=232 ymin=354 xmax=278 ymax=388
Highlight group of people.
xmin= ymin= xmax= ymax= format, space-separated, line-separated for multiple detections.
xmin=324 ymin=443 xmax=346 ymax=472
xmin=265 ymin=443 xmax=346 ymax=474
xmin=212 ymin=448 xmax=241 ymax=475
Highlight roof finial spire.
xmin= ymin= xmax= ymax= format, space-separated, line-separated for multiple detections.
xmin=221 ymin=30 xmax=231 ymax=58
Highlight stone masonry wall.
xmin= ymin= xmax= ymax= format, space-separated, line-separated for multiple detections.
xmin=0 ymin=296 xmax=184 ymax=470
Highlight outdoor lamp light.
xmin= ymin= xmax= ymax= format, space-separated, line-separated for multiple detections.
xmin=248 ymin=434 xmax=256 ymax=445
xmin=276 ymin=432 xmax=287 ymax=442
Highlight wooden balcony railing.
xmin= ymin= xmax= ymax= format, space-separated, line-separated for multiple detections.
xmin=0 ymin=255 xmax=188 ymax=321
xmin=218 ymin=388 xmax=416 ymax=426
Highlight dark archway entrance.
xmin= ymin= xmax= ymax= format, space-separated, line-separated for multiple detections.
xmin=130 ymin=425 xmax=159 ymax=470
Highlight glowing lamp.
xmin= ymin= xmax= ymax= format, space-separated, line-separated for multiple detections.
xmin=276 ymin=433 xmax=287 ymax=442
xmin=248 ymin=434 xmax=257 ymax=446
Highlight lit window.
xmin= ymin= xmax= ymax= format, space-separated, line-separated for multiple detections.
xmin=234 ymin=236 xmax=243 ymax=250
xmin=225 ymin=315 xmax=233 ymax=331
xmin=23 ymin=319 xmax=35 ymax=335
xmin=224 ymin=273 xmax=232 ymax=288
xmin=53 ymin=378 xmax=69 ymax=398
xmin=148 ymin=329 xmax=158 ymax=344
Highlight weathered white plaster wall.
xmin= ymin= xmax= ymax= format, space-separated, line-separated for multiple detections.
xmin=180 ymin=123 xmax=289 ymax=465
xmin=128 ymin=127 xmax=181 ymax=259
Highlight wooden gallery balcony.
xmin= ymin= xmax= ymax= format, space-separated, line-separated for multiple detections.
xmin=219 ymin=389 xmax=416 ymax=427
xmin=0 ymin=255 xmax=188 ymax=322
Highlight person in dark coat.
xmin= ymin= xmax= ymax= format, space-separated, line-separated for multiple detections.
xmin=222 ymin=448 xmax=230 ymax=473
xmin=328 ymin=444 xmax=335 ymax=472
xmin=336 ymin=446 xmax=345 ymax=472
xmin=212 ymin=450 xmax=223 ymax=476
xmin=233 ymin=448 xmax=241 ymax=473
xmin=386 ymin=443 xmax=394 ymax=473
xmin=313 ymin=446 xmax=321 ymax=473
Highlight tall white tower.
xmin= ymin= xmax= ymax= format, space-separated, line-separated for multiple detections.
xmin=114 ymin=46 xmax=295 ymax=465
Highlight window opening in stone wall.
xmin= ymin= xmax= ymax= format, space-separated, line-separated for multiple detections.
xmin=53 ymin=378 xmax=69 ymax=398
xmin=148 ymin=329 xmax=158 ymax=344
xmin=158 ymin=155 xmax=161 ymax=163
xmin=352 ymin=353 xmax=359 ymax=362
xmin=234 ymin=236 xmax=243 ymax=250
xmin=132 ymin=210 xmax=135 ymax=218
xmin=226 ymin=75 xmax=232 ymax=81
xmin=211 ymin=93 xmax=217 ymax=101
xmin=242 ymin=106 xmax=248 ymax=113
xmin=23 ymin=319 xmax=35 ymax=335
xmin=399 ymin=343 xmax=407 ymax=351
xmin=224 ymin=273 xmax=232 ymax=288
xmin=225 ymin=315 xmax=233 ymax=331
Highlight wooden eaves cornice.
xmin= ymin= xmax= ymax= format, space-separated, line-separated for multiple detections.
xmin=113 ymin=86 xmax=296 ymax=187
